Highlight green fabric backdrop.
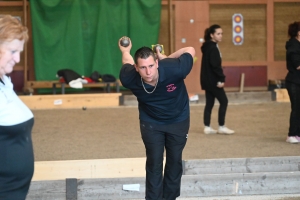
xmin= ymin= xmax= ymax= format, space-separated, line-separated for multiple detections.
xmin=30 ymin=0 xmax=161 ymax=80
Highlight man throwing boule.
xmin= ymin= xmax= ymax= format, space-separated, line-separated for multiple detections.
xmin=118 ymin=36 xmax=195 ymax=200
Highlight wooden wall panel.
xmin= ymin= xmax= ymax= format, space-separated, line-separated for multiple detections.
xmin=222 ymin=67 xmax=242 ymax=87
xmin=274 ymin=2 xmax=300 ymax=61
xmin=175 ymin=1 xmax=209 ymax=94
xmin=158 ymin=4 xmax=173 ymax=56
xmin=266 ymin=0 xmax=274 ymax=63
xmin=19 ymin=93 xmax=121 ymax=109
xmin=209 ymin=0 xmax=268 ymax=4
xmin=210 ymin=4 xmax=267 ymax=62
xmin=268 ymin=61 xmax=287 ymax=80
xmin=223 ymin=66 xmax=267 ymax=87
xmin=27 ymin=3 xmax=35 ymax=81
xmin=241 ymin=66 xmax=268 ymax=86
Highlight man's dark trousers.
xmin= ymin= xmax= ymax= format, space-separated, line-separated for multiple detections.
xmin=140 ymin=118 xmax=189 ymax=200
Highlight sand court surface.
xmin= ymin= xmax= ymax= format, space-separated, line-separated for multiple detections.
xmin=31 ymin=102 xmax=299 ymax=162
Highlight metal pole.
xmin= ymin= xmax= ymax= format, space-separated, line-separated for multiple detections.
xmin=168 ymin=0 xmax=173 ymax=53
xmin=23 ymin=0 xmax=28 ymax=88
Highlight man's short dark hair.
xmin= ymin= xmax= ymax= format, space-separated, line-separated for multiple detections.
xmin=134 ymin=46 xmax=157 ymax=64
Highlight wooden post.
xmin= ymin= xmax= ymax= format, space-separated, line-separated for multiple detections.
xmin=23 ymin=0 xmax=28 ymax=88
xmin=168 ymin=0 xmax=173 ymax=53
xmin=239 ymin=73 xmax=245 ymax=93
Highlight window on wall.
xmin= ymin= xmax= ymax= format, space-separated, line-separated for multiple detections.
xmin=274 ymin=2 xmax=300 ymax=61
xmin=210 ymin=4 xmax=267 ymax=62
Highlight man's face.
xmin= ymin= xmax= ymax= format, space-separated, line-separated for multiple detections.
xmin=210 ymin=28 xmax=223 ymax=43
xmin=135 ymin=56 xmax=158 ymax=85
xmin=0 ymin=39 xmax=24 ymax=77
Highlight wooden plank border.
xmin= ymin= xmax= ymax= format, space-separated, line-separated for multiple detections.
xmin=19 ymin=93 xmax=122 ymax=109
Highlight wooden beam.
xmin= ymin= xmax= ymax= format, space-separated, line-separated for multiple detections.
xmin=0 ymin=1 xmax=24 ymax=6
xmin=23 ymin=0 xmax=28 ymax=86
xmin=168 ymin=0 xmax=174 ymax=53
xmin=274 ymin=88 xmax=290 ymax=102
xmin=225 ymin=86 xmax=268 ymax=92
xmin=274 ymin=0 xmax=300 ymax=2
xmin=33 ymin=158 xmax=150 ymax=181
xmin=222 ymin=61 xmax=268 ymax=67
xmin=28 ymin=156 xmax=300 ymax=199
xmin=239 ymin=73 xmax=245 ymax=93
xmin=208 ymin=0 xmax=268 ymax=4
xmin=267 ymin=0 xmax=274 ymax=63
xmin=25 ymin=81 xmax=59 ymax=89
xmin=25 ymin=81 xmax=112 ymax=89
xmin=19 ymin=93 xmax=121 ymax=109
xmin=161 ymin=0 xmax=174 ymax=6
xmin=24 ymin=81 xmax=121 ymax=94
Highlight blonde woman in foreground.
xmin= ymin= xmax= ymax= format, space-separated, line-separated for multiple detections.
xmin=0 ymin=15 xmax=34 ymax=199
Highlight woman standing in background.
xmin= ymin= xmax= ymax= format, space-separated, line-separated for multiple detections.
xmin=285 ymin=21 xmax=300 ymax=144
xmin=200 ymin=24 xmax=234 ymax=135
xmin=0 ymin=15 xmax=34 ymax=199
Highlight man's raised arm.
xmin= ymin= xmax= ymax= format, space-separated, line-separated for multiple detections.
xmin=118 ymin=37 xmax=134 ymax=65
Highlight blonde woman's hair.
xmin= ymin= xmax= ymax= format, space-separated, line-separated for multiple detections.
xmin=0 ymin=15 xmax=28 ymax=45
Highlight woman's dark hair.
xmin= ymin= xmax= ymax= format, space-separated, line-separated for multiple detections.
xmin=288 ymin=21 xmax=300 ymax=38
xmin=204 ymin=24 xmax=221 ymax=42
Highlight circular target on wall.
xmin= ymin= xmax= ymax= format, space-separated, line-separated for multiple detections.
xmin=232 ymin=13 xmax=244 ymax=45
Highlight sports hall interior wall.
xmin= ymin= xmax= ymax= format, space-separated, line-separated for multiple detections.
xmin=174 ymin=0 xmax=300 ymax=94
xmin=210 ymin=4 xmax=267 ymax=62
xmin=209 ymin=4 xmax=267 ymax=90
xmin=1 ymin=0 xmax=300 ymax=94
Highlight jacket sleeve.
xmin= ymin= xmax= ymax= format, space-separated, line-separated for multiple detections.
xmin=289 ymin=50 xmax=300 ymax=69
xmin=209 ymin=47 xmax=226 ymax=82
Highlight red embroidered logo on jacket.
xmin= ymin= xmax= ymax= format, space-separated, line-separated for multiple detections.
xmin=166 ymin=84 xmax=176 ymax=92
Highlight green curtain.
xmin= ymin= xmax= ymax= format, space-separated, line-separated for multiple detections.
xmin=30 ymin=0 xmax=161 ymax=80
